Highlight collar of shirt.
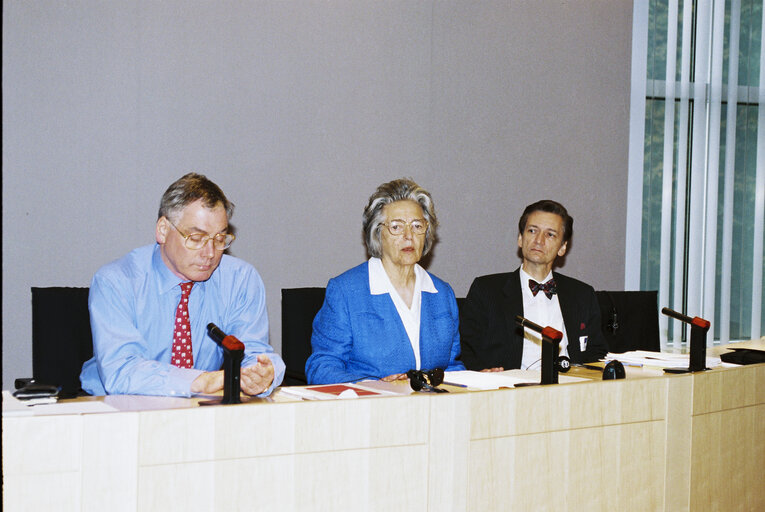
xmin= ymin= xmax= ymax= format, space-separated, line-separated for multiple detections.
xmin=152 ymin=243 xmax=205 ymax=296
xmin=368 ymin=257 xmax=437 ymax=297
xmin=519 ymin=266 xmax=554 ymax=300
xmin=367 ymin=257 xmax=436 ymax=371
xmin=517 ymin=266 xmax=568 ymax=369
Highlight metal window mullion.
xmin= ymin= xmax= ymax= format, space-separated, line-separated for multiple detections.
xmin=626 ymin=0 xmax=651 ymax=290
xmin=751 ymin=3 xmax=765 ymax=339
xmin=660 ymin=0 xmax=681 ymax=348
xmin=719 ymin=0 xmax=742 ymax=345
xmin=671 ymin=0 xmax=695 ymax=346
xmin=702 ymin=0 xmax=727 ymax=330
xmin=687 ymin=0 xmax=713 ymax=321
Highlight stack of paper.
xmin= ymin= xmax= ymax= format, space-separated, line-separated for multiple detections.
xmin=605 ymin=351 xmax=722 ymax=369
xmin=441 ymin=369 xmax=586 ymax=389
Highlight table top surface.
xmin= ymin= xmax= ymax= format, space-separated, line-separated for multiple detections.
xmin=4 ymin=338 xmax=763 ymax=417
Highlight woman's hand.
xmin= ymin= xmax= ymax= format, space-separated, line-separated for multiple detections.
xmin=381 ymin=373 xmax=408 ymax=382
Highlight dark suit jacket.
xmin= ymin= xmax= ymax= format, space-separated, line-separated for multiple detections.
xmin=459 ymin=269 xmax=608 ymax=370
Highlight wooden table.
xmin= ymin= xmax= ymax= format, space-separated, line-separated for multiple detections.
xmin=3 ymin=341 xmax=764 ymax=511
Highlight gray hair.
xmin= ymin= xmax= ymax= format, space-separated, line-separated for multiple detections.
xmin=158 ymin=173 xmax=234 ymax=222
xmin=362 ymin=178 xmax=438 ymax=258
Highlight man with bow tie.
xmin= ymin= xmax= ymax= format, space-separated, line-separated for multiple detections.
xmin=459 ymin=200 xmax=608 ymax=371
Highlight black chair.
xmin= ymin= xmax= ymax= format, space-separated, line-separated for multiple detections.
xmin=281 ymin=287 xmax=326 ymax=386
xmin=30 ymin=287 xmax=93 ymax=398
xmin=595 ymin=290 xmax=660 ymax=353
xmin=456 ymin=297 xmax=466 ymax=317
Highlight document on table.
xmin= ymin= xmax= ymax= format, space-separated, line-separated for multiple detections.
xmin=276 ymin=381 xmax=405 ymax=401
xmin=443 ymin=370 xmax=586 ymax=390
xmin=605 ymin=351 xmax=722 ymax=369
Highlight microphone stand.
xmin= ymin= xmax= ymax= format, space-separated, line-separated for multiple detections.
xmin=515 ymin=316 xmax=564 ymax=385
xmin=199 ymin=323 xmax=245 ymax=405
xmin=661 ymin=308 xmax=710 ymax=373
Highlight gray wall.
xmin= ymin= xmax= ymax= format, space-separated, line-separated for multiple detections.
xmin=2 ymin=1 xmax=633 ymax=390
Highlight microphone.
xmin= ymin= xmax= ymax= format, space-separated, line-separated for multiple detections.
xmin=206 ymin=323 xmax=245 ymax=352
xmin=515 ymin=315 xmax=563 ymax=385
xmin=407 ymin=369 xmax=448 ymax=393
xmin=515 ymin=315 xmax=563 ymax=343
xmin=661 ymin=308 xmax=710 ymax=373
xmin=200 ymin=323 xmax=245 ymax=405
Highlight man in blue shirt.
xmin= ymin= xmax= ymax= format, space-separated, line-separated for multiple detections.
xmin=80 ymin=173 xmax=285 ymax=397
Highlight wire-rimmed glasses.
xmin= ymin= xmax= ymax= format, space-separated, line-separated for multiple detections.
xmin=169 ymin=221 xmax=235 ymax=251
xmin=382 ymin=219 xmax=428 ymax=236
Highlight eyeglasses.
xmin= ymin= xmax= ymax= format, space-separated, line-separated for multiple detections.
xmin=382 ymin=219 xmax=428 ymax=236
xmin=168 ymin=221 xmax=236 ymax=251
xmin=407 ymin=368 xmax=448 ymax=393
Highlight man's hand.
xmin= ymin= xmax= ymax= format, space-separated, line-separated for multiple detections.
xmin=191 ymin=370 xmax=224 ymax=394
xmin=240 ymin=355 xmax=274 ymax=395
xmin=190 ymin=354 xmax=275 ymax=396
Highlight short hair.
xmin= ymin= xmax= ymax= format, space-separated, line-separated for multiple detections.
xmin=158 ymin=173 xmax=234 ymax=222
xmin=518 ymin=199 xmax=573 ymax=243
xmin=362 ymin=178 xmax=438 ymax=259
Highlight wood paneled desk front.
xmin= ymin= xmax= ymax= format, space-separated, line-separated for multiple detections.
xmin=3 ymin=341 xmax=764 ymax=511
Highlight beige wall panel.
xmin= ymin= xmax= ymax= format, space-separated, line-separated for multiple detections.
xmin=138 ymin=461 xmax=216 ymax=511
xmin=213 ymin=455 xmax=296 ymax=511
xmin=2 ymin=473 xmax=82 ymax=512
xmin=663 ymin=374 xmax=693 ymax=511
xmin=81 ymin=412 xmax=140 ymax=511
xmin=138 ymin=407 xmax=216 ymax=465
xmin=693 ymin=365 xmax=764 ymax=415
xmin=467 ymin=421 xmax=665 ymax=511
xmin=293 ymin=395 xmax=429 ymax=452
xmin=470 ymin=378 xmax=667 ymax=439
xmin=690 ymin=404 xmax=765 ymax=511
xmin=2 ymin=415 xmax=82 ymax=474
xmin=214 ymin=401 xmax=297 ymax=459
xmin=428 ymin=392 xmax=471 ymax=511
xmin=293 ymin=446 xmax=429 ymax=510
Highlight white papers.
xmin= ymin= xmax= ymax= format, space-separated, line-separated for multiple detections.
xmin=605 ymin=351 xmax=722 ymax=369
xmin=443 ymin=370 xmax=586 ymax=390
xmin=275 ymin=382 xmax=403 ymax=401
xmin=443 ymin=370 xmax=531 ymax=389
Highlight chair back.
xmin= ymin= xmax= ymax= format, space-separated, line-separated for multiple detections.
xmin=281 ymin=287 xmax=326 ymax=385
xmin=31 ymin=287 xmax=92 ymax=397
xmin=595 ymin=290 xmax=660 ymax=353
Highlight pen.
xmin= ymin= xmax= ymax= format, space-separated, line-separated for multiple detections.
xmin=442 ymin=381 xmax=468 ymax=388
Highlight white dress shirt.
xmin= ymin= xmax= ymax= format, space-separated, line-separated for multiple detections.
xmin=368 ymin=257 xmax=438 ymax=370
xmin=519 ymin=266 xmax=569 ymax=370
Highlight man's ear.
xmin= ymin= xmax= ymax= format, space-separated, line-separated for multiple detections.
xmin=557 ymin=241 xmax=568 ymax=257
xmin=156 ymin=217 xmax=169 ymax=244
xmin=517 ymin=232 xmax=523 ymax=249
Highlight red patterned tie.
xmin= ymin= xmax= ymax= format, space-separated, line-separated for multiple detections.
xmin=171 ymin=282 xmax=194 ymax=368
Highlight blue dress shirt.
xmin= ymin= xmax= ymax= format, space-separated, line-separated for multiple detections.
xmin=80 ymin=244 xmax=285 ymax=396
xmin=305 ymin=262 xmax=465 ymax=384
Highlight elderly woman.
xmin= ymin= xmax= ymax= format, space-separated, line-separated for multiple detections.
xmin=305 ymin=178 xmax=465 ymax=384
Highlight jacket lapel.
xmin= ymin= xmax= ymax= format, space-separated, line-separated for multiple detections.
xmin=502 ymin=270 xmax=523 ymax=349
xmin=553 ymin=272 xmax=579 ymax=357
